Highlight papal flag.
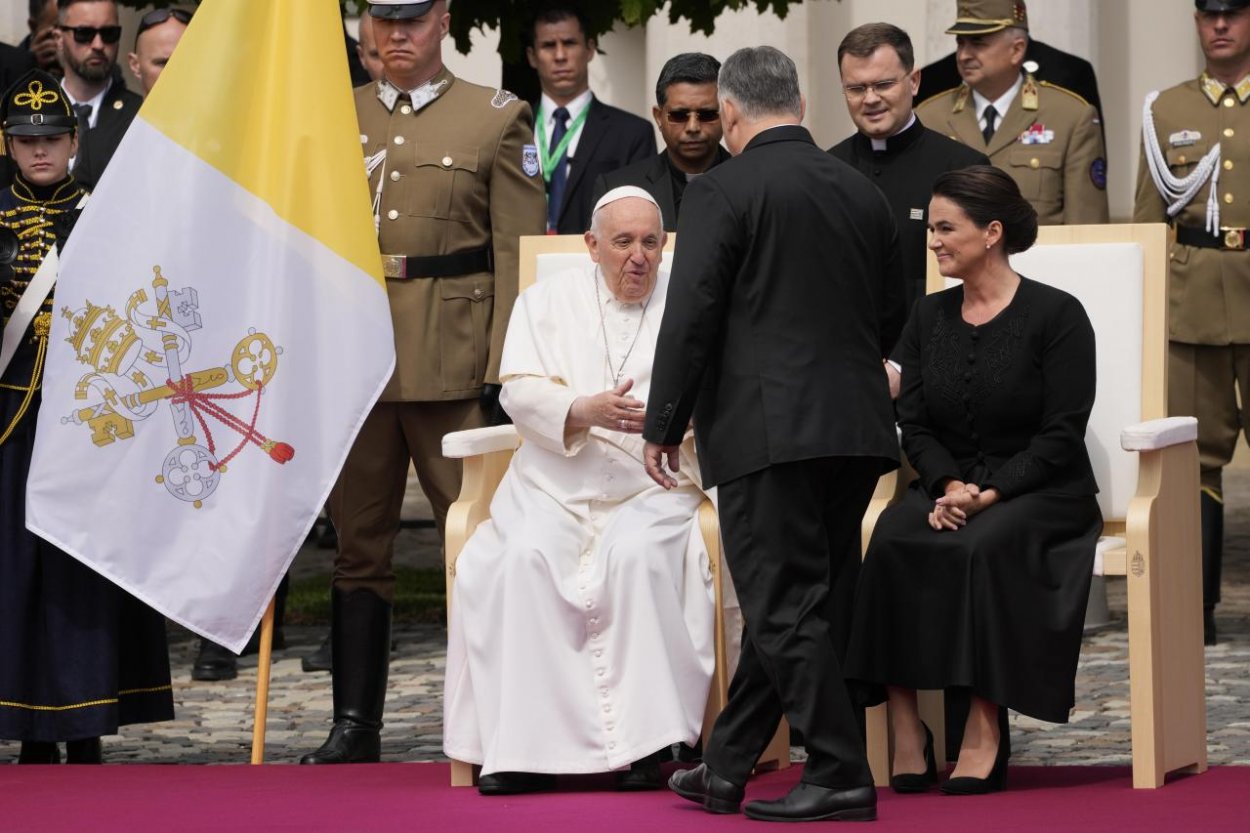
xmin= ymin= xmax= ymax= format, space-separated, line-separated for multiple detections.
xmin=25 ymin=0 xmax=394 ymax=652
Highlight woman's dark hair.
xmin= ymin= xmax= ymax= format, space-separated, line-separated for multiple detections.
xmin=931 ymin=165 xmax=1038 ymax=255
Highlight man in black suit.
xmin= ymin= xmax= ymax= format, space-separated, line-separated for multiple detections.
xmin=644 ymin=46 xmax=904 ymax=823
xmin=915 ymin=1 xmax=1103 ymax=124
xmin=830 ymin=23 xmax=988 ymax=318
xmin=526 ymin=4 xmax=654 ymax=233
xmin=590 ymin=53 xmax=730 ymax=231
xmin=56 ymin=0 xmax=141 ymax=190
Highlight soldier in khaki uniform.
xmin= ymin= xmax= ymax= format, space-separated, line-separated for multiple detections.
xmin=1134 ymin=0 xmax=1250 ymax=645
xmin=916 ymin=0 xmax=1109 ymax=225
xmin=302 ymin=0 xmax=545 ymax=764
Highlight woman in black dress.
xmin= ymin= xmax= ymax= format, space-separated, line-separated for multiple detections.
xmin=845 ymin=166 xmax=1100 ymax=794
xmin=0 ymin=70 xmax=173 ymax=764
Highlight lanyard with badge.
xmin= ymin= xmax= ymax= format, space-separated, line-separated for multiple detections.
xmin=535 ymin=104 xmax=590 ymax=182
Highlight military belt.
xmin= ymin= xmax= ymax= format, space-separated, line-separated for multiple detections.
xmin=1175 ymin=224 xmax=1250 ymax=252
xmin=381 ymin=246 xmax=493 ymax=279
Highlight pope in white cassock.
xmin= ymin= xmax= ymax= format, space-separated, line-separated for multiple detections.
xmin=443 ymin=188 xmax=716 ymax=795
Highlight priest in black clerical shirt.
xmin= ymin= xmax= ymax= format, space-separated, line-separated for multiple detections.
xmin=591 ymin=52 xmax=731 ymax=231
xmin=829 ymin=23 xmax=988 ymax=314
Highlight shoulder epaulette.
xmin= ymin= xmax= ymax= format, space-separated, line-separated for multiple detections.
xmin=916 ymin=86 xmax=964 ymax=111
xmin=1039 ymin=80 xmax=1092 ymax=108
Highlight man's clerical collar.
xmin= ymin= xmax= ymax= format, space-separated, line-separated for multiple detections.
xmin=869 ymin=113 xmax=918 ymax=152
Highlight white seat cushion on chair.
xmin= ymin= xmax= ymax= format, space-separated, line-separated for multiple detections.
xmin=1093 ymin=535 xmax=1127 ymax=577
xmin=1120 ymin=416 xmax=1198 ymax=451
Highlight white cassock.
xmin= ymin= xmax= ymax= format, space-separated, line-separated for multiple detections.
xmin=442 ymin=264 xmax=715 ymax=775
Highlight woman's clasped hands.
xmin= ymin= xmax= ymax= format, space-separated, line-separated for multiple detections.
xmin=928 ymin=481 xmax=1000 ymax=531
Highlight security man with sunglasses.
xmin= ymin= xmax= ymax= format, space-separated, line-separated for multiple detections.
xmin=54 ymin=0 xmax=140 ymax=188
xmin=590 ymin=53 xmax=731 ymax=232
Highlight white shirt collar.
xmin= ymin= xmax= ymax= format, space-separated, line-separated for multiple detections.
xmin=971 ymin=73 xmax=1024 ymax=130
xmin=541 ymin=88 xmax=593 ymax=125
xmin=61 ymin=82 xmax=108 ymax=129
xmin=869 ymin=113 xmax=917 ymax=152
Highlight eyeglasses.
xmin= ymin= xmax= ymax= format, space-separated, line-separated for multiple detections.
xmin=843 ymin=78 xmax=904 ymax=101
xmin=137 ymin=8 xmax=194 ymax=40
xmin=664 ymin=108 xmax=720 ymax=124
xmin=58 ymin=25 xmax=123 ymax=45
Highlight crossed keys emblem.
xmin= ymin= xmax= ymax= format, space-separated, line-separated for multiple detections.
xmin=60 ymin=266 xmax=295 ymax=508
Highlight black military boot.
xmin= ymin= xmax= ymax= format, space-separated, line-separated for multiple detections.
xmin=300 ymin=588 xmax=391 ymax=764
xmin=18 ymin=741 xmax=60 ymax=764
xmin=1201 ymin=491 xmax=1223 ymax=646
xmin=191 ymin=639 xmax=239 ymax=681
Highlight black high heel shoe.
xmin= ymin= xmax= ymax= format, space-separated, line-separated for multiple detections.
xmin=942 ymin=708 xmax=1010 ymax=795
xmin=890 ymin=723 xmax=937 ymax=793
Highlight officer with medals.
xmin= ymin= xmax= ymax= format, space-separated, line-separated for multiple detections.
xmin=1134 ymin=0 xmax=1250 ymax=645
xmin=300 ymin=0 xmax=546 ymax=764
xmin=1 ymin=68 xmax=174 ymax=764
xmin=915 ymin=0 xmax=1109 ymax=225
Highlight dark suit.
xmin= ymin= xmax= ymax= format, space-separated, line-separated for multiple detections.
xmin=644 ymin=125 xmax=903 ymax=789
xmin=916 ymin=38 xmax=1103 ymax=123
xmin=70 ymin=79 xmax=142 ymax=190
xmin=589 ymin=146 xmax=732 ymax=231
xmin=549 ymin=96 xmax=654 ymax=234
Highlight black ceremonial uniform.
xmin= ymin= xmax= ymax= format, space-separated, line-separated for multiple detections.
xmin=0 ymin=70 xmax=172 ymax=759
xmin=829 ymin=117 xmax=989 ymax=313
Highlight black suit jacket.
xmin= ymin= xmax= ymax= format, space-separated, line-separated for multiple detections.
xmin=644 ymin=125 xmax=905 ymax=487
xmin=916 ymin=38 xmax=1103 ymax=121
xmin=71 ymin=79 xmax=142 ymax=190
xmin=551 ymin=96 xmax=654 ymax=234
xmin=589 ymin=147 xmax=731 ymax=231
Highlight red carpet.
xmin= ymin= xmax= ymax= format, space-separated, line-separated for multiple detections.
xmin=1 ymin=763 xmax=1241 ymax=832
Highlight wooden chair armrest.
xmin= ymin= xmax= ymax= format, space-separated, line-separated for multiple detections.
xmin=442 ymin=425 xmax=521 ymax=459
xmin=1120 ymin=416 xmax=1197 ymax=452
xmin=861 ymin=456 xmax=916 ymax=556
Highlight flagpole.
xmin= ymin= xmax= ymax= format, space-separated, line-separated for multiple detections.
xmin=249 ymin=597 xmax=277 ymax=764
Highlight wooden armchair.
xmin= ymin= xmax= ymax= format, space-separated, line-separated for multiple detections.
xmin=862 ymin=223 xmax=1207 ymax=789
xmin=441 ymin=234 xmax=789 ymax=787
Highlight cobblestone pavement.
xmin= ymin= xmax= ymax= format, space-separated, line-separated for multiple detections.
xmin=4 ymin=471 xmax=1250 ymax=766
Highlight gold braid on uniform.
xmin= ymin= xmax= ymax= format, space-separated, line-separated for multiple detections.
xmin=0 ymin=175 xmax=82 ymax=445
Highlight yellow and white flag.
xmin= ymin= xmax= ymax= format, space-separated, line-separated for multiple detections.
xmin=26 ymin=0 xmax=394 ymax=652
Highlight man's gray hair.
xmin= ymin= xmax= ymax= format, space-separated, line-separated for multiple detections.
xmin=717 ymin=46 xmax=802 ymax=121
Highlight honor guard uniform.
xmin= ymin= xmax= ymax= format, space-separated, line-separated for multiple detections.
xmin=1133 ymin=0 xmax=1250 ymax=644
xmin=1 ymin=69 xmax=174 ymax=764
xmin=301 ymin=0 xmax=546 ymax=765
xmin=915 ymin=0 xmax=1109 ymax=225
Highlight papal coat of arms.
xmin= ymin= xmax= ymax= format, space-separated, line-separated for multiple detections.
xmin=60 ymin=265 xmax=294 ymax=507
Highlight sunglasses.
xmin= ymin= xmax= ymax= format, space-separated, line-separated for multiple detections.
xmin=58 ymin=24 xmax=123 ymax=45
xmin=137 ymin=7 xmax=194 ymax=39
xmin=664 ymin=108 xmax=720 ymax=124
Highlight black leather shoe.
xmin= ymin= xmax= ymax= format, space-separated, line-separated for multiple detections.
xmin=18 ymin=741 xmax=60 ymax=764
xmin=65 ymin=737 xmax=103 ymax=764
xmin=891 ymin=722 xmax=937 ymax=793
xmin=191 ymin=639 xmax=239 ymax=681
xmin=1204 ymin=607 xmax=1217 ymax=647
xmin=615 ymin=752 xmax=662 ymax=791
xmin=302 ymin=633 xmax=333 ymax=672
xmin=299 ymin=720 xmax=380 ymax=764
xmin=942 ymin=718 xmax=1009 ymax=795
xmin=477 ymin=771 xmax=557 ymax=795
xmin=744 ymin=783 xmax=877 ymax=822
xmin=668 ymin=763 xmax=744 ymax=814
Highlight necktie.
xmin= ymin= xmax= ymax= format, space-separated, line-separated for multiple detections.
xmin=73 ymin=103 xmax=93 ymax=133
xmin=981 ymin=105 xmax=998 ymax=144
xmin=546 ymin=106 xmax=570 ymax=232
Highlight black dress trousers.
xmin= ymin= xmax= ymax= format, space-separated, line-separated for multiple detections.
xmin=702 ymin=455 xmax=880 ymax=789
